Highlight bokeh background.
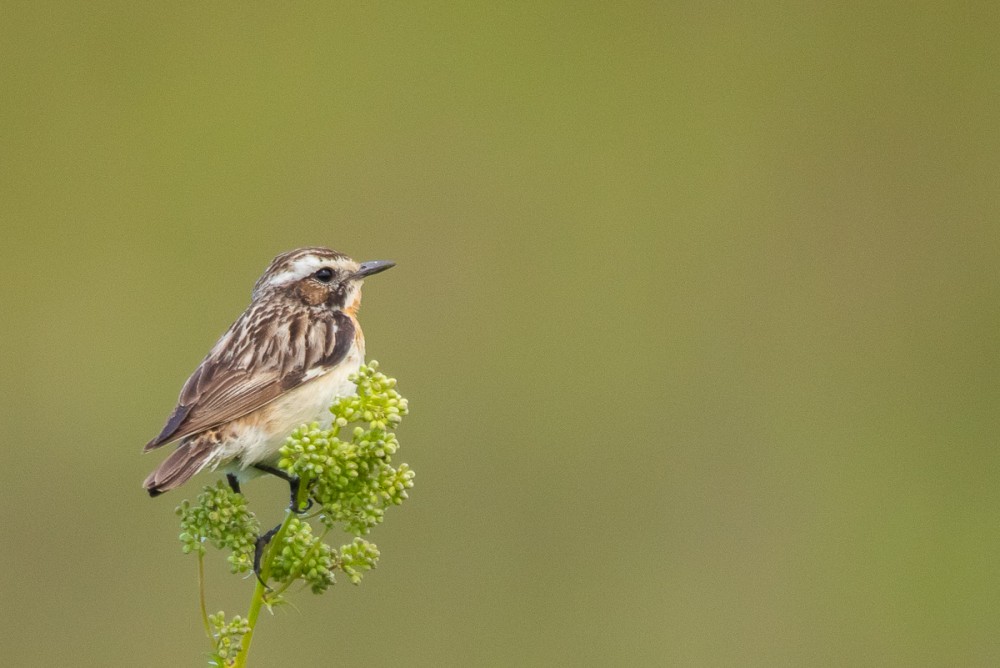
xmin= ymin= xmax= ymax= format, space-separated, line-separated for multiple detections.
xmin=1 ymin=3 xmax=998 ymax=666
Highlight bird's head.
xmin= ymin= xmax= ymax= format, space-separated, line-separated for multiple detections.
xmin=252 ymin=246 xmax=394 ymax=312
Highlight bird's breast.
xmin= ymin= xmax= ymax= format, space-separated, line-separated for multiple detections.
xmin=213 ymin=342 xmax=364 ymax=468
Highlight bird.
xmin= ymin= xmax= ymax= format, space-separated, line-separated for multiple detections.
xmin=142 ymin=247 xmax=394 ymax=504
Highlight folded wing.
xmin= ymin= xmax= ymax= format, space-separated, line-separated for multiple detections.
xmin=144 ymin=303 xmax=355 ymax=451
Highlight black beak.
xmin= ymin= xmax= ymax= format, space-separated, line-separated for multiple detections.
xmin=353 ymin=260 xmax=395 ymax=279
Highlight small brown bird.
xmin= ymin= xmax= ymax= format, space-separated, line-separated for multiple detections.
xmin=143 ymin=247 xmax=394 ymax=500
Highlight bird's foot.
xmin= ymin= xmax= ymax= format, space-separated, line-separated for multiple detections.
xmin=253 ymin=524 xmax=281 ymax=587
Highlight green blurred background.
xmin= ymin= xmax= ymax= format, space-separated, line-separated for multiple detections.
xmin=1 ymin=3 xmax=997 ymax=666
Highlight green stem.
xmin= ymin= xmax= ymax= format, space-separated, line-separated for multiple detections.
xmin=198 ymin=552 xmax=212 ymax=645
xmin=232 ymin=476 xmax=312 ymax=668
xmin=233 ymin=576 xmax=269 ymax=668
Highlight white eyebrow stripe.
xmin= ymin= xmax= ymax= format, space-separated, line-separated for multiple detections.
xmin=265 ymin=255 xmax=327 ymax=287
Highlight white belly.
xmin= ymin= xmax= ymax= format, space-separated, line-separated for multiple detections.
xmin=213 ymin=347 xmax=363 ymax=472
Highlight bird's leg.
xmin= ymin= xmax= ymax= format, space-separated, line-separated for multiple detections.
xmin=253 ymin=523 xmax=281 ymax=586
xmin=253 ymin=464 xmax=313 ymax=513
xmin=226 ymin=473 xmax=241 ymax=495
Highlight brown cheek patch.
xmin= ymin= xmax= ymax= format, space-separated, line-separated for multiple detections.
xmin=297 ymin=282 xmax=327 ymax=306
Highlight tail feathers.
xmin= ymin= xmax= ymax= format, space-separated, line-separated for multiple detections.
xmin=144 ymin=438 xmax=215 ymax=497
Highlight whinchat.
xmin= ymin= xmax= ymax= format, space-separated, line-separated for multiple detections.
xmin=143 ymin=247 xmax=394 ymax=502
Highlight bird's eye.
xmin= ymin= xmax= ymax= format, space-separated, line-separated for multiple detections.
xmin=314 ymin=268 xmax=334 ymax=283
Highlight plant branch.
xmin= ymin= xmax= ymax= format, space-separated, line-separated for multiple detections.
xmin=172 ymin=362 xmax=413 ymax=667
xmin=198 ymin=553 xmax=212 ymax=646
xmin=270 ymin=526 xmax=332 ymax=599
xmin=233 ymin=476 xmax=312 ymax=667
